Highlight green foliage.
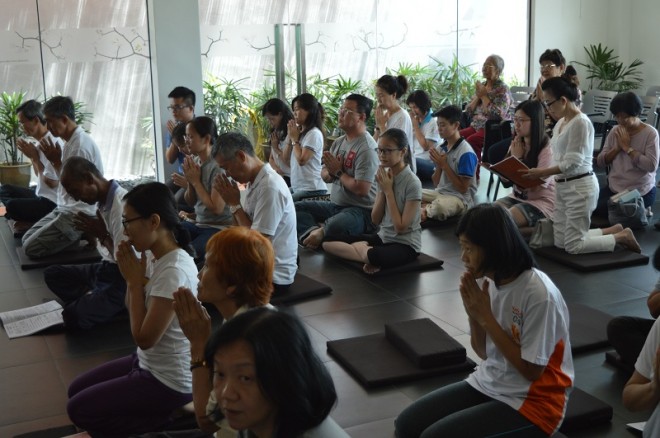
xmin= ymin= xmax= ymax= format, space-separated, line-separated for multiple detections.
xmin=0 ymin=91 xmax=27 ymax=165
xmin=306 ymin=74 xmax=366 ymax=135
xmin=203 ymin=75 xmax=252 ymax=135
xmin=574 ymin=43 xmax=644 ymax=92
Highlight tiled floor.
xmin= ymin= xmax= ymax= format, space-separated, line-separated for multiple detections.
xmin=0 ymin=171 xmax=658 ymax=437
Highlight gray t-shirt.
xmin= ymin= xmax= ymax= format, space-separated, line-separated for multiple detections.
xmin=328 ymin=133 xmax=379 ymax=209
xmin=194 ymin=157 xmax=232 ymax=225
xmin=378 ymin=166 xmax=422 ymax=252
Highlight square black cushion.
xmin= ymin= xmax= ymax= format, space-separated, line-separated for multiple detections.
xmin=341 ymin=252 xmax=443 ymax=277
xmin=270 ymin=273 xmax=332 ymax=306
xmin=16 ymin=245 xmax=102 ymax=270
xmin=385 ymin=318 xmax=466 ymax=368
xmin=559 ymin=387 xmax=613 ymax=433
xmin=533 ymin=246 xmax=649 ymax=272
xmin=568 ymin=303 xmax=613 ymax=354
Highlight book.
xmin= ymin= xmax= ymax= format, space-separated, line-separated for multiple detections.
xmin=0 ymin=300 xmax=64 ymax=339
xmin=488 ymin=156 xmax=544 ymax=189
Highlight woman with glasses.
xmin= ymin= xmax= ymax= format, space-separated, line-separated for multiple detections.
xmin=323 ymin=128 xmax=421 ymax=274
xmin=284 ymin=93 xmax=328 ymax=201
xmin=262 ymin=98 xmax=294 ymax=186
xmin=66 ymin=182 xmax=199 ymax=437
xmin=523 ymin=77 xmax=641 ymax=254
xmin=461 ymin=54 xmax=513 ymax=161
xmin=495 ymin=100 xmax=555 ymax=236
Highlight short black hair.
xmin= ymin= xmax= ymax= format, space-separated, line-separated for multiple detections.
xmin=61 ymin=156 xmax=103 ymax=181
xmin=168 ymin=86 xmax=196 ymax=106
xmin=456 ymin=204 xmax=537 ymax=286
xmin=406 ymin=90 xmax=432 ymax=114
xmin=432 ymin=105 xmax=462 ymax=124
xmin=16 ymin=100 xmax=46 ymax=124
xmin=609 ymin=92 xmax=643 ymax=117
xmin=205 ymin=308 xmax=337 ymax=438
xmin=43 ymin=96 xmax=75 ymax=121
xmin=345 ymin=94 xmax=373 ymax=119
xmin=538 ymin=49 xmax=566 ymax=67
xmin=213 ymin=131 xmax=255 ymax=159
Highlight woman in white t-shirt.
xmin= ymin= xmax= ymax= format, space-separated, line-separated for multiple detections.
xmin=406 ymin=90 xmax=440 ymax=182
xmin=284 ymin=93 xmax=328 ymax=201
xmin=374 ymin=74 xmax=416 ymax=172
xmin=322 ymin=128 xmax=421 ymax=274
xmin=396 ymin=203 xmax=574 ymax=437
xmin=66 ymin=182 xmax=199 ymax=437
xmin=172 ymin=226 xmax=276 ymax=437
xmin=262 ymin=98 xmax=294 ymax=186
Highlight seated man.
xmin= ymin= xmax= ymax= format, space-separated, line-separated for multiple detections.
xmin=294 ymin=94 xmax=380 ymax=248
xmin=43 ymin=157 xmax=127 ymax=330
xmin=165 ymin=86 xmax=196 ymax=212
xmin=0 ymin=100 xmax=60 ymax=223
xmin=213 ymin=132 xmax=297 ymax=293
xmin=422 ymin=105 xmax=478 ymax=221
xmin=21 ymin=96 xmax=104 ymax=258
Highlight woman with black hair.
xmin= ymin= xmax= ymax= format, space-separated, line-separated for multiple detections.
xmin=205 ymin=307 xmax=348 ymax=438
xmin=66 ymin=182 xmax=199 ymax=437
xmin=262 ymin=98 xmax=294 ymax=185
xmin=406 ymin=90 xmax=440 ymax=181
xmin=284 ymin=93 xmax=328 ymax=201
xmin=595 ymin=91 xmax=659 ymax=219
xmin=495 ymin=100 xmax=555 ymax=235
xmin=523 ymin=76 xmax=641 ymax=254
xmin=374 ymin=74 xmax=416 ymax=172
xmin=396 ymin=203 xmax=574 ymax=438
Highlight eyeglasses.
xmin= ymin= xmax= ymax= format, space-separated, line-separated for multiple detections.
xmin=376 ymin=148 xmax=400 ymax=155
xmin=122 ymin=216 xmax=144 ymax=228
xmin=513 ymin=116 xmax=531 ymax=124
xmin=339 ymin=108 xmax=360 ymax=116
xmin=167 ymin=104 xmax=191 ymax=112
xmin=540 ymin=63 xmax=557 ymax=71
xmin=543 ymin=99 xmax=559 ymax=108
xmin=482 ymin=64 xmax=496 ymax=70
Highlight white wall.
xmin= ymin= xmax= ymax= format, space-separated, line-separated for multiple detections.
xmin=531 ymin=0 xmax=659 ymax=91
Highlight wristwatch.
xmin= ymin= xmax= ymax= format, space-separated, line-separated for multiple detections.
xmin=229 ymin=204 xmax=242 ymax=214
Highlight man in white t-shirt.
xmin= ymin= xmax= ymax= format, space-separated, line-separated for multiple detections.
xmin=213 ymin=132 xmax=298 ymax=292
xmin=0 ymin=100 xmax=60 ymax=223
xmin=22 ymin=96 xmax=104 ymax=258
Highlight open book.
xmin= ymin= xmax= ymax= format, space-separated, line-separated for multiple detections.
xmin=0 ymin=300 xmax=64 ymax=339
xmin=488 ymin=156 xmax=544 ymax=189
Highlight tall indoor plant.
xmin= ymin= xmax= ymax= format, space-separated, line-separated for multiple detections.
xmin=0 ymin=91 xmax=31 ymax=187
xmin=574 ymin=43 xmax=644 ymax=92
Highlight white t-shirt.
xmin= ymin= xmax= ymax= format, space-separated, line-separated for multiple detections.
xmin=413 ymin=117 xmax=440 ymax=160
xmin=290 ymin=127 xmax=327 ymax=192
xmin=386 ymin=109 xmax=416 ymax=172
xmin=466 ymin=268 xmax=574 ymax=436
xmin=271 ymin=137 xmax=291 ymax=177
xmin=551 ymin=113 xmax=594 ymax=179
xmin=244 ymin=164 xmax=297 ymax=285
xmin=59 ymin=126 xmax=104 ymax=214
xmin=97 ymin=181 xmax=127 ymax=263
xmin=34 ymin=131 xmax=60 ymax=204
xmin=137 ymin=248 xmax=199 ymax=393
xmin=634 ymin=317 xmax=660 ymax=438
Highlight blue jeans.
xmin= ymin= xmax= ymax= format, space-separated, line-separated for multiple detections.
xmin=415 ymin=158 xmax=435 ymax=182
xmin=295 ymin=200 xmax=374 ymax=239
xmin=395 ymin=381 xmax=547 ymax=437
xmin=181 ymin=221 xmax=222 ymax=261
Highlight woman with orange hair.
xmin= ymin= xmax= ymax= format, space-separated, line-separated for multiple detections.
xmin=173 ymin=226 xmax=275 ymax=435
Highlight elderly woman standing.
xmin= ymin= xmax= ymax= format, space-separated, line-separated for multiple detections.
xmin=461 ymin=54 xmax=513 ymax=161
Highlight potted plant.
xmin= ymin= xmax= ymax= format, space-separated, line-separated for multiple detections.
xmin=574 ymin=43 xmax=644 ymax=92
xmin=0 ymin=91 xmax=32 ymax=187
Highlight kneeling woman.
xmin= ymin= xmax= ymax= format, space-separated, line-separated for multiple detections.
xmin=322 ymin=128 xmax=421 ymax=274
xmin=396 ymin=204 xmax=574 ymax=437
xmin=205 ymin=307 xmax=349 ymax=437
xmin=66 ymin=182 xmax=199 ymax=437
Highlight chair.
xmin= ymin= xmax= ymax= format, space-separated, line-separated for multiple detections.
xmin=645 ymin=85 xmax=660 ymax=98
xmin=638 ymin=94 xmax=659 ymax=128
xmin=581 ymin=89 xmax=617 ymax=135
xmin=509 ymin=86 xmax=534 ymax=108
xmin=482 ymin=119 xmax=513 ymax=200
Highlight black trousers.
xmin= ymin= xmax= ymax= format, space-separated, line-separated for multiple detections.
xmin=0 ymin=184 xmax=56 ymax=222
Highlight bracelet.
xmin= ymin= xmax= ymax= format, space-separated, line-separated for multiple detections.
xmin=190 ymin=359 xmax=207 ymax=372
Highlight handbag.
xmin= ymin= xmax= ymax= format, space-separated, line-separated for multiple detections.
xmin=529 ymin=218 xmax=554 ymax=248
xmin=607 ymin=189 xmax=648 ymax=230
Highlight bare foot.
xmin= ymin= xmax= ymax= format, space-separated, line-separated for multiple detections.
xmin=601 ymin=223 xmax=624 ymax=235
xmin=616 ymin=228 xmax=641 ymax=253
xmin=363 ymin=263 xmax=381 ymax=274
xmin=303 ymin=227 xmax=325 ymax=249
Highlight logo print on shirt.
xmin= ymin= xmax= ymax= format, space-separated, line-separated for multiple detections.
xmin=344 ymin=150 xmax=356 ymax=169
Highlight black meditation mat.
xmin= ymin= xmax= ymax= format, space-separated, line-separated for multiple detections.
xmin=533 ymin=246 xmax=649 ymax=272
xmin=327 ymin=319 xmax=475 ymax=388
xmin=341 ymin=252 xmax=444 ymax=277
xmin=559 ymin=387 xmax=613 ymax=433
xmin=17 ymin=245 xmax=102 ymax=270
xmin=420 ymin=214 xmax=460 ymax=229
xmin=568 ymin=303 xmax=613 ymax=354
xmin=269 ymin=272 xmax=332 ymax=306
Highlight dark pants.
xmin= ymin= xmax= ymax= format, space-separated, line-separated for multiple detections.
xmin=44 ymin=261 xmax=127 ymax=330
xmin=325 ymin=234 xmax=419 ymax=268
xmin=295 ymin=200 xmax=375 ymax=240
xmin=607 ymin=316 xmax=655 ymax=367
xmin=68 ymin=353 xmax=192 ymax=438
xmin=0 ymin=184 xmax=56 ymax=222
xmin=180 ymin=221 xmax=222 ymax=262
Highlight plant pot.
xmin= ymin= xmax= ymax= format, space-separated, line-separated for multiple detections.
xmin=0 ymin=162 xmax=32 ymax=188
